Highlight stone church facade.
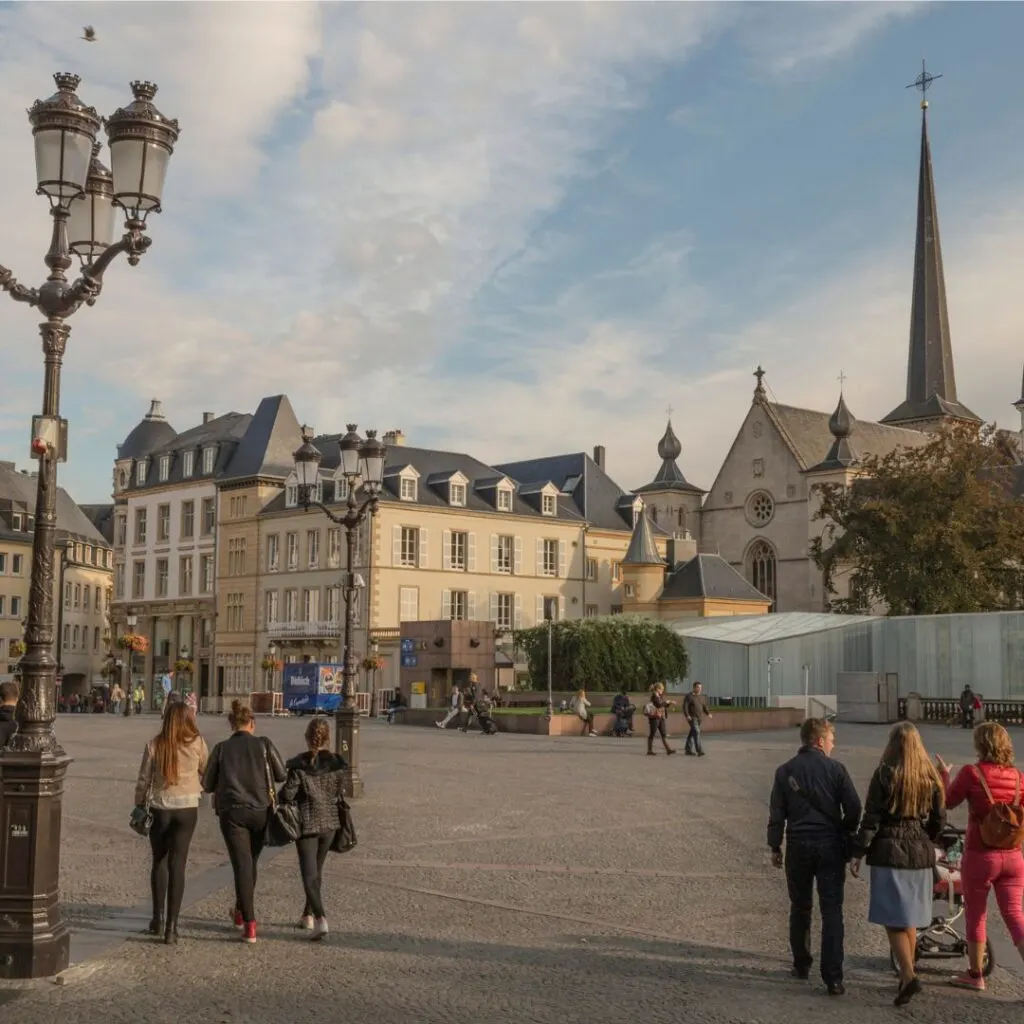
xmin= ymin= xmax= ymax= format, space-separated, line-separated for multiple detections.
xmin=632 ymin=91 xmax=1024 ymax=614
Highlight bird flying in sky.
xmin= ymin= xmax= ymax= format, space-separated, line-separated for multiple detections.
xmin=82 ymin=26 xmax=96 ymax=42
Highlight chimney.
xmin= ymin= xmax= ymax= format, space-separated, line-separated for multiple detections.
xmin=146 ymin=399 xmax=165 ymax=421
xmin=383 ymin=429 xmax=405 ymax=447
xmin=202 ymin=412 xmax=214 ymax=424
xmin=593 ymin=445 xmax=606 ymax=471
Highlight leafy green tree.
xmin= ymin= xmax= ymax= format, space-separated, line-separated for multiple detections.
xmin=811 ymin=422 xmax=1024 ymax=615
xmin=513 ymin=615 xmax=689 ymax=692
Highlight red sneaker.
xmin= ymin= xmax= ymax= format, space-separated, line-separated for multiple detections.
xmin=231 ymin=909 xmax=243 ymax=929
xmin=242 ymin=921 xmax=257 ymax=944
xmin=950 ymin=972 xmax=984 ymax=992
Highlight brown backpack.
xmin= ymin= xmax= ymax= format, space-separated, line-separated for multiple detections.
xmin=974 ymin=768 xmax=1024 ymax=850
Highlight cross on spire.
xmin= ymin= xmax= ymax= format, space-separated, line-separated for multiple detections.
xmin=907 ymin=59 xmax=941 ymax=109
xmin=838 ymin=369 xmax=847 ymax=394
xmin=665 ymin=404 xmax=674 ymax=419
xmin=753 ymin=365 xmax=766 ymax=392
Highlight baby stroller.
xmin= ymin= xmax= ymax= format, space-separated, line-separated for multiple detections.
xmin=474 ymin=696 xmax=498 ymax=735
xmin=891 ymin=824 xmax=994 ymax=977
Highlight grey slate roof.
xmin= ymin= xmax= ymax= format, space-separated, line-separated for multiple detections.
xmin=116 ymin=396 xmax=302 ymax=495
xmin=635 ymin=420 xmax=705 ymax=494
xmin=622 ymin=511 xmax=662 ymax=565
xmin=0 ymin=463 xmax=110 ymax=548
xmin=660 ymin=553 xmax=769 ymax=603
xmin=261 ymin=443 xmax=587 ymax=522
xmin=117 ymin=400 xmax=177 ymax=459
xmin=882 ymin=105 xmax=979 ymax=427
xmin=79 ymin=504 xmax=115 ymax=544
xmin=765 ymin=401 xmax=926 ymax=471
xmin=495 ymin=452 xmax=645 ymax=533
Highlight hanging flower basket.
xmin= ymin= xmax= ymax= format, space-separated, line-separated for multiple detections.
xmin=261 ymin=655 xmax=284 ymax=671
xmin=173 ymin=659 xmax=194 ymax=674
xmin=361 ymin=656 xmax=383 ymax=672
xmin=118 ymin=633 xmax=149 ymax=654
xmin=9 ymin=639 xmax=25 ymax=658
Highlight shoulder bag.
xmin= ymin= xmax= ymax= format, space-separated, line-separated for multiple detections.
xmin=785 ymin=769 xmax=853 ymax=860
xmin=330 ymin=793 xmax=357 ymax=854
xmin=129 ymin=746 xmax=155 ymax=837
xmin=262 ymin=739 xmax=301 ymax=847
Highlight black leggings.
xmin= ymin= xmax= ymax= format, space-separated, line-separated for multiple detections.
xmin=647 ymin=716 xmax=671 ymax=752
xmin=296 ymin=832 xmax=333 ymax=919
xmin=149 ymin=807 xmax=199 ymax=925
xmin=219 ymin=807 xmax=269 ymax=924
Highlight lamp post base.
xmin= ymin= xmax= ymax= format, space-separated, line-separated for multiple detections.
xmin=0 ymin=748 xmax=72 ymax=979
xmin=334 ymin=704 xmax=364 ymax=799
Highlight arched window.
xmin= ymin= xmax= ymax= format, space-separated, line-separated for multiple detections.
xmin=747 ymin=540 xmax=777 ymax=611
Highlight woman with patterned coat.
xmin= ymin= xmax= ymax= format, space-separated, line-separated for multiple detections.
xmin=279 ymin=717 xmax=349 ymax=940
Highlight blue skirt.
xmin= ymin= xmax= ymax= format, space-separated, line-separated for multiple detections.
xmin=868 ymin=866 xmax=933 ymax=929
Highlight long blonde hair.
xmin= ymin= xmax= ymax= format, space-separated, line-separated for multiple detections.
xmin=880 ymin=721 xmax=944 ymax=818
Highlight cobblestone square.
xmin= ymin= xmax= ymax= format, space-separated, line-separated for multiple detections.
xmin=1 ymin=715 xmax=1022 ymax=1022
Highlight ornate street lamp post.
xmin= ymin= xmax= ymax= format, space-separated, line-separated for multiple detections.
xmin=123 ymin=610 xmax=138 ymax=717
xmin=292 ymin=424 xmax=386 ymax=798
xmin=0 ymin=73 xmax=179 ymax=980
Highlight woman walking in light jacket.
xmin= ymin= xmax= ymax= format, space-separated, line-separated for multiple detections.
xmin=135 ymin=701 xmax=209 ymax=944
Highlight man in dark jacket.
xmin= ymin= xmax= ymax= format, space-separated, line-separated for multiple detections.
xmin=767 ymin=717 xmax=862 ymax=996
xmin=0 ymin=681 xmax=18 ymax=749
xmin=958 ymin=686 xmax=976 ymax=729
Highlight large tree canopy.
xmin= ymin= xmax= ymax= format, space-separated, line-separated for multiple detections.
xmin=514 ymin=615 xmax=689 ymax=692
xmin=811 ymin=422 xmax=1024 ymax=615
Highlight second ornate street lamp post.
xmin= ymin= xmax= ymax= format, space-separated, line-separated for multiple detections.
xmin=292 ymin=424 xmax=386 ymax=798
xmin=0 ymin=72 xmax=179 ymax=980
xmin=123 ymin=610 xmax=138 ymax=717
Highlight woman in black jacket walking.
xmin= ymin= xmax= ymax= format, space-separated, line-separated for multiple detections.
xmin=280 ymin=717 xmax=348 ymax=941
xmin=850 ymin=722 xmax=945 ymax=1006
xmin=202 ymin=700 xmax=286 ymax=944
xmin=645 ymin=683 xmax=676 ymax=756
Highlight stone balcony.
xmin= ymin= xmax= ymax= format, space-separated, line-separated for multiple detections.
xmin=267 ymin=620 xmax=342 ymax=641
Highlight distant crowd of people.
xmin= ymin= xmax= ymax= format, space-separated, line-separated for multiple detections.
xmin=768 ymin=716 xmax=1024 ymax=1003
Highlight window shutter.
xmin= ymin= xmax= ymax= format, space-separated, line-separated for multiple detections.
xmin=514 ymin=594 xmax=523 ymax=629
xmin=468 ymin=591 xmax=476 ymax=620
xmin=513 ymin=536 xmax=522 ymax=574
xmin=489 ymin=592 xmax=499 ymax=622
xmin=490 ymin=534 xmax=498 ymax=572
xmin=558 ymin=540 xmax=566 ymax=578
xmin=536 ymin=538 xmax=543 ymax=576
xmin=418 ymin=528 xmax=428 ymax=568
xmin=558 ymin=595 xmax=565 ymax=621
xmin=467 ymin=533 xmax=476 ymax=572
xmin=392 ymin=526 xmax=401 ymax=566
xmin=441 ymin=589 xmax=451 ymax=620
xmin=442 ymin=529 xmax=452 ymax=570
xmin=535 ymin=595 xmax=544 ymax=625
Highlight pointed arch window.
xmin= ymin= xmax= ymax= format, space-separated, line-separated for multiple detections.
xmin=747 ymin=540 xmax=777 ymax=611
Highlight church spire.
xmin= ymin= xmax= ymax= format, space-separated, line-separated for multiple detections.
xmin=882 ymin=63 xmax=979 ymax=430
xmin=634 ymin=417 xmax=705 ymax=495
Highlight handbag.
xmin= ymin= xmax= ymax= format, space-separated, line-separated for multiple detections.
xmin=329 ymin=796 xmax=357 ymax=854
xmin=129 ymin=752 xmax=154 ymax=837
xmin=262 ymin=739 xmax=301 ymax=847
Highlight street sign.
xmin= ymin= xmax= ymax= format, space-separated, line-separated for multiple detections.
xmin=768 ymin=657 xmax=782 ymax=664
xmin=401 ymin=653 xmax=418 ymax=668
xmin=400 ymin=638 xmax=415 ymax=654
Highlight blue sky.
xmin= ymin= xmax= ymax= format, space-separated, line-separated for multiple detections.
xmin=0 ymin=2 xmax=1021 ymax=505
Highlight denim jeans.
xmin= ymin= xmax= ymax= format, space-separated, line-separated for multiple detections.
xmin=785 ymin=840 xmax=846 ymax=984
xmin=684 ymin=719 xmax=703 ymax=754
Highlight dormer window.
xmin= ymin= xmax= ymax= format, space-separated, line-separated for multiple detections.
xmin=11 ymin=513 xmax=22 ymax=531
xmin=285 ymin=482 xmax=298 ymax=508
xmin=202 ymin=447 xmax=216 ymax=474
xmin=450 ymin=482 xmax=466 ymax=507
xmin=182 ymin=450 xmax=194 ymax=478
xmin=497 ymin=487 xmax=512 ymax=511
xmin=541 ymin=493 xmax=556 ymax=516
xmin=159 ymin=456 xmax=170 ymax=482
xmin=136 ymin=460 xmax=147 ymax=485
xmin=335 ymin=479 xmax=348 ymax=502
xmin=400 ymin=476 xmax=417 ymax=501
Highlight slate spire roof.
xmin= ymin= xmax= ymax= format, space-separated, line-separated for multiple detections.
xmin=634 ymin=420 xmax=705 ymax=495
xmin=622 ymin=509 xmax=662 ymax=566
xmin=807 ymin=392 xmax=858 ymax=471
xmin=117 ymin=398 xmax=177 ymax=459
xmin=882 ymin=96 xmax=979 ymax=427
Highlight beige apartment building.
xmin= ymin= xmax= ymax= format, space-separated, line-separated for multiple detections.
xmin=0 ymin=461 xmax=114 ymax=693
xmin=238 ymin=433 xmax=667 ymax=695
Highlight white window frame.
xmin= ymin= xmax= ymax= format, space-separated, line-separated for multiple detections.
xmin=159 ymin=455 xmax=170 ymax=482
xmin=497 ymin=487 xmax=513 ymax=511
xmin=136 ymin=460 xmax=147 ymax=485
xmin=449 ymin=482 xmax=466 ymax=507
xmin=267 ymin=534 xmax=279 ymax=572
xmin=286 ymin=532 xmax=299 ymax=571
xmin=265 ymin=590 xmax=279 ymax=625
xmin=541 ymin=492 xmax=556 ymax=516
xmin=182 ymin=450 xmax=194 ymax=478
xmin=202 ymin=447 xmax=216 ymax=474
xmin=399 ymin=474 xmax=417 ymax=501
xmin=399 ymin=586 xmax=419 ymax=621
xmin=307 ymin=529 xmax=320 ymax=569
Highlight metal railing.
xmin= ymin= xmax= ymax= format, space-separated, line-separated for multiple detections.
xmin=898 ymin=697 xmax=1024 ymax=726
xmin=267 ymin=621 xmax=341 ymax=640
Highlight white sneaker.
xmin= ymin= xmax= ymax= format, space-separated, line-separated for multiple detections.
xmin=435 ymin=721 xmax=444 ymax=728
xmin=312 ymin=917 xmax=329 ymax=942
xmin=298 ymin=915 xmax=314 ymax=931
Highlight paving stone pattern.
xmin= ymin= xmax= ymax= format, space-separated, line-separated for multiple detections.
xmin=2 ymin=715 xmax=1022 ymax=1022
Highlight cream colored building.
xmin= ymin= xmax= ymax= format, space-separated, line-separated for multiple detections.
xmin=0 ymin=461 xmax=113 ymax=692
xmin=241 ymin=433 xmax=665 ymax=694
